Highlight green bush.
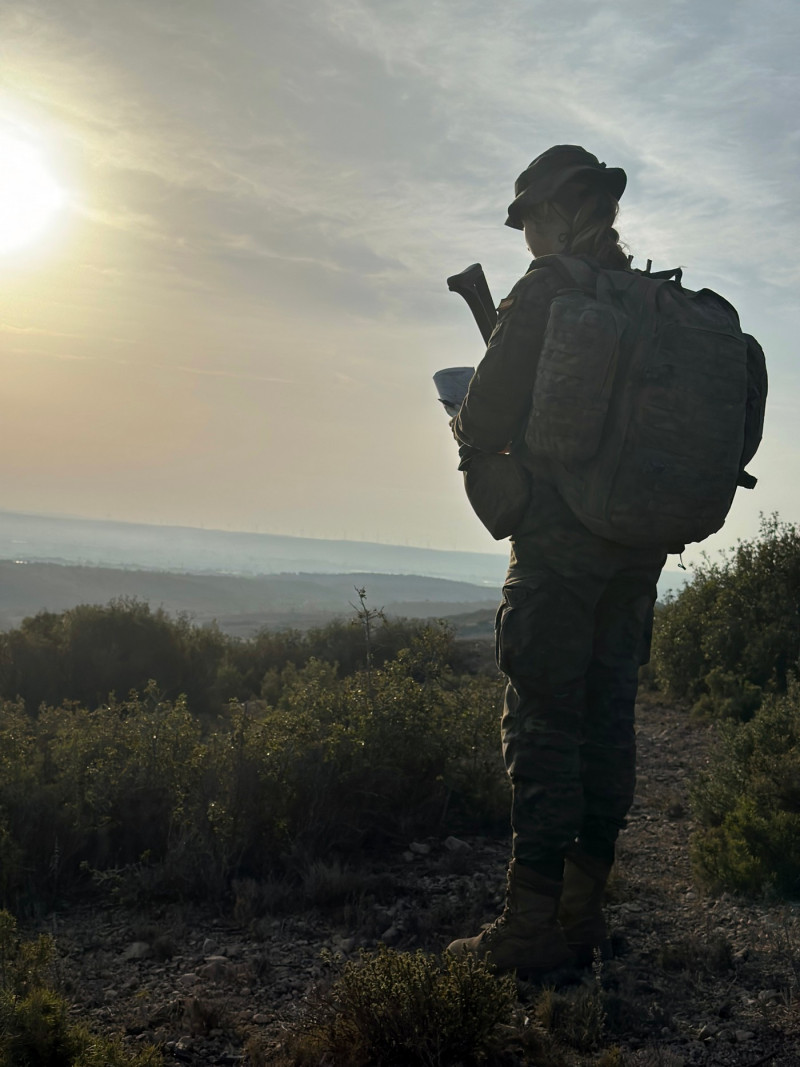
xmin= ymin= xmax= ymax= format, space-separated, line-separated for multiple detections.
xmin=652 ymin=515 xmax=800 ymax=720
xmin=0 ymin=600 xmax=228 ymax=718
xmin=0 ymin=626 xmax=506 ymax=906
xmin=690 ymin=676 xmax=800 ymax=896
xmin=278 ymin=945 xmax=516 ymax=1067
xmin=0 ymin=910 xmax=161 ymax=1066
xmin=0 ymin=599 xmax=474 ymax=721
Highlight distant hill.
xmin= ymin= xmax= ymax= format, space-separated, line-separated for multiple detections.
xmin=0 ymin=509 xmax=508 ymax=587
xmin=0 ymin=510 xmax=688 ymax=633
xmin=0 ymin=507 xmax=691 ymax=601
xmin=0 ymin=561 xmax=501 ymax=636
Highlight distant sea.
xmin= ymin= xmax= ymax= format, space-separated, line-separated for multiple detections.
xmin=0 ymin=510 xmax=687 ymax=599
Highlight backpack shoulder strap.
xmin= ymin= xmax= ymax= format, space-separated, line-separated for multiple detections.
xmin=528 ymin=253 xmax=600 ymax=293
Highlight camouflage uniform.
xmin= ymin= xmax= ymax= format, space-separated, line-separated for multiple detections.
xmin=455 ymin=258 xmax=667 ymax=878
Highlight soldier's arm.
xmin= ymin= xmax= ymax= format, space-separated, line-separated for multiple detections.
xmin=454 ymin=266 xmax=560 ymax=453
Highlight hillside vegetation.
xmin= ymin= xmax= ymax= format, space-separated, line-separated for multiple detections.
xmin=652 ymin=515 xmax=800 ymax=896
xmin=3 ymin=517 xmax=800 ymax=908
xmin=0 ymin=600 xmax=506 ymax=908
xmin=3 ymin=522 xmax=800 ymax=1063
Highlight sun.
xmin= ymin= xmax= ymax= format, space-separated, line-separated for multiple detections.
xmin=0 ymin=131 xmax=65 ymax=255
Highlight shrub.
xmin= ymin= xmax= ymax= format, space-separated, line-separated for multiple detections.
xmin=652 ymin=515 xmax=800 ymax=720
xmin=534 ymin=984 xmax=607 ymax=1053
xmin=0 ymin=910 xmax=161 ymax=1066
xmin=278 ymin=945 xmax=516 ymax=1066
xmin=0 ymin=627 xmax=506 ymax=905
xmin=0 ymin=599 xmax=228 ymax=718
xmin=690 ymin=676 xmax=800 ymax=896
xmin=0 ymin=598 xmax=474 ymax=721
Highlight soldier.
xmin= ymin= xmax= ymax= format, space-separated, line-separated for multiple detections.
xmin=446 ymin=146 xmax=670 ymax=976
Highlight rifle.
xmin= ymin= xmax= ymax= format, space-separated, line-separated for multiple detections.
xmin=446 ymin=263 xmax=497 ymax=344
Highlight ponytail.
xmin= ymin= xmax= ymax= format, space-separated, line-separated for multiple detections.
xmin=524 ymin=185 xmax=630 ymax=269
xmin=563 ymin=189 xmax=629 ymax=269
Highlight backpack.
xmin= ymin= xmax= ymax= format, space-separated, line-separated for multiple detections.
xmin=523 ymin=254 xmax=767 ymax=549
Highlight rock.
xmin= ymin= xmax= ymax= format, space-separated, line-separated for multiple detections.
xmin=122 ymin=941 xmax=152 ymax=961
xmin=409 ymin=841 xmax=430 ymax=855
xmin=253 ymin=1013 xmax=271 ymax=1024
xmin=757 ymin=988 xmax=780 ymax=1002
xmin=402 ymin=851 xmax=415 ymax=863
xmin=338 ymin=937 xmax=356 ymax=954
xmin=734 ymin=1030 xmax=755 ymax=1043
xmin=380 ymin=925 xmax=400 ymax=945
xmin=444 ymin=836 xmax=471 ymax=852
xmin=199 ymin=957 xmax=238 ymax=983
xmin=201 ymin=938 xmax=218 ymax=955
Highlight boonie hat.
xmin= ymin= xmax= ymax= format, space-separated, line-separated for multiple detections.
xmin=505 ymin=145 xmax=627 ymax=230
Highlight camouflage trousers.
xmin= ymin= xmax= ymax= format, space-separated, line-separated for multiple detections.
xmin=495 ymin=553 xmax=664 ymax=876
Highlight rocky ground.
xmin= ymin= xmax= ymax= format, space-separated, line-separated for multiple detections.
xmin=32 ymin=698 xmax=800 ymax=1065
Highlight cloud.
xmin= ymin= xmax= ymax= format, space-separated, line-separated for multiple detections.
xmin=5 ymin=346 xmax=89 ymax=361
xmin=314 ymin=0 xmax=799 ymax=291
xmin=4 ymin=0 xmax=796 ymax=300
xmin=0 ymin=321 xmax=82 ymax=339
xmin=168 ymin=363 xmax=297 ymax=385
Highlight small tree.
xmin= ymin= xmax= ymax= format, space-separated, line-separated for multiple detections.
xmin=691 ymin=676 xmax=800 ymax=896
xmin=652 ymin=515 xmax=800 ymax=720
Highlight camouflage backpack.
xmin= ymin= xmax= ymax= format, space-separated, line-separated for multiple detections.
xmin=524 ymin=254 xmax=767 ymax=549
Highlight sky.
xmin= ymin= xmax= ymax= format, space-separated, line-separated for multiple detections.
xmin=0 ymin=0 xmax=797 ymax=564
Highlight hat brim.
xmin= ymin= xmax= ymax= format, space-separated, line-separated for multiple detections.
xmin=504 ymin=164 xmax=627 ymax=230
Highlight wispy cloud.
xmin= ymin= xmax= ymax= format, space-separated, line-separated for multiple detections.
xmin=0 ymin=322 xmax=82 ymax=339
xmin=169 ymin=363 xmax=297 ymax=385
xmin=314 ymin=0 xmax=799 ymax=292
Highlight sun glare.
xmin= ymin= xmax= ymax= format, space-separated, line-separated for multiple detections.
xmin=0 ymin=131 xmax=65 ymax=255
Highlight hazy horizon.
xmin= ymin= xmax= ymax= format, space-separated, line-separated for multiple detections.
xmin=0 ymin=507 xmax=688 ymax=602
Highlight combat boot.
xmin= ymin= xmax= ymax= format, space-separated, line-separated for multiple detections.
xmin=446 ymin=860 xmax=573 ymax=978
xmin=558 ymin=848 xmax=612 ymax=967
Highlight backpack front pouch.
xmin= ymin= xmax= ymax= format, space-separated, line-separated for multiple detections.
xmin=525 ymin=291 xmax=625 ymax=466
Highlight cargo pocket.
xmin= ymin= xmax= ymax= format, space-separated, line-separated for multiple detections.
xmin=495 ymin=581 xmax=534 ymax=677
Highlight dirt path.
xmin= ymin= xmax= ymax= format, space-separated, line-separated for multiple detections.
xmin=40 ymin=699 xmax=800 ymax=1065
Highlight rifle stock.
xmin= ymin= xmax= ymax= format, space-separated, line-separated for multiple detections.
xmin=447 ymin=263 xmax=497 ymax=345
